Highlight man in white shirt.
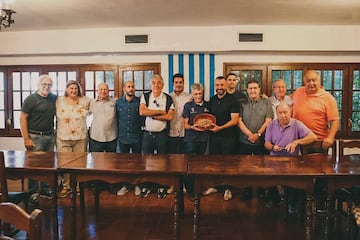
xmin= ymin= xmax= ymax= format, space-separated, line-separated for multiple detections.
xmin=89 ymin=82 xmax=117 ymax=152
xmin=139 ymin=74 xmax=174 ymax=154
xmin=168 ymin=73 xmax=191 ymax=153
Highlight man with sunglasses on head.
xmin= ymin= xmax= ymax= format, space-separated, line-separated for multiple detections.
xmin=139 ymin=74 xmax=174 ymax=154
xmin=138 ymin=74 xmax=175 ymax=198
xmin=20 ymin=74 xmax=57 ymax=206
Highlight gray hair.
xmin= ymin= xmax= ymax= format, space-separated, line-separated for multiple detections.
xmin=191 ymin=83 xmax=204 ymax=92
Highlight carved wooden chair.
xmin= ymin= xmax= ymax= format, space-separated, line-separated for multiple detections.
xmin=0 ymin=202 xmax=42 ymax=240
xmin=0 ymin=151 xmax=29 ymax=209
xmin=333 ymin=139 xmax=360 ymax=233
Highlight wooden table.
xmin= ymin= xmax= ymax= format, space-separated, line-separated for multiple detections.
xmin=187 ymin=154 xmax=326 ymax=240
xmin=311 ymin=154 xmax=360 ymax=236
xmin=60 ymin=152 xmax=187 ymax=240
xmin=3 ymin=150 xmax=87 ymax=240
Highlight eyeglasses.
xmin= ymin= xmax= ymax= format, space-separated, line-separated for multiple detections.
xmin=41 ymin=83 xmax=52 ymax=87
xmin=153 ymin=99 xmax=160 ymax=107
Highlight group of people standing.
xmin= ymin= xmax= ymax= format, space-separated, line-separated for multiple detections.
xmin=20 ymin=70 xmax=339 ymax=208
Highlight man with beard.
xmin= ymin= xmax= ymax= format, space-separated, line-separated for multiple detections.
xmin=115 ymin=80 xmax=143 ymax=153
xmin=226 ymin=72 xmax=247 ymax=103
xmin=168 ymin=73 xmax=191 ymax=153
xmin=203 ymin=76 xmax=239 ymax=201
xmin=209 ymin=76 xmax=239 ymax=154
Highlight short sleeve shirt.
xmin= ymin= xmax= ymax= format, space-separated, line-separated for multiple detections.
xmin=182 ymin=100 xmax=210 ymax=142
xmin=21 ymin=92 xmax=57 ymax=132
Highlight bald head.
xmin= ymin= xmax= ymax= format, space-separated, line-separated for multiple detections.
xmin=97 ymin=82 xmax=110 ymax=101
xmin=303 ymin=70 xmax=321 ymax=94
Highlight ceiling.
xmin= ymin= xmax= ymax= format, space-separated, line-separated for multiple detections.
xmin=3 ymin=0 xmax=360 ymax=32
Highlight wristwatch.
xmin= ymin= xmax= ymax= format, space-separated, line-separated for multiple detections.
xmin=257 ymin=132 xmax=261 ymax=137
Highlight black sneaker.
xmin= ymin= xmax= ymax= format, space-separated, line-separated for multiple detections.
xmin=29 ymin=193 xmax=40 ymax=207
xmin=157 ymin=187 xmax=167 ymax=198
xmin=240 ymin=187 xmax=253 ymax=201
xmin=140 ymin=188 xmax=150 ymax=198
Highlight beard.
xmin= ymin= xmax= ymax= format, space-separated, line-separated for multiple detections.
xmin=216 ymin=89 xmax=225 ymax=96
xmin=126 ymin=91 xmax=134 ymax=97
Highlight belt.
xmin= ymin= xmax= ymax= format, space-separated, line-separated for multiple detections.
xmin=144 ymin=129 xmax=166 ymax=136
xmin=28 ymin=129 xmax=54 ymax=136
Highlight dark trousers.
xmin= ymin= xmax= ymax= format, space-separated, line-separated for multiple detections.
xmin=89 ymin=138 xmax=117 ymax=152
xmin=118 ymin=141 xmax=142 ymax=153
xmin=184 ymin=141 xmax=208 ymax=196
xmin=142 ymin=130 xmax=168 ymax=154
xmin=209 ymin=136 xmax=236 ymax=154
xmin=168 ymin=136 xmax=185 ymax=154
xmin=239 ymin=142 xmax=269 ymax=155
xmin=184 ymin=141 xmax=207 ymax=155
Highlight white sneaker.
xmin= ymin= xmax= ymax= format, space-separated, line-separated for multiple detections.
xmin=134 ymin=186 xmax=141 ymax=196
xmin=117 ymin=186 xmax=129 ymax=196
xmin=203 ymin=187 xmax=218 ymax=195
xmin=224 ymin=189 xmax=232 ymax=201
xmin=167 ymin=185 xmax=174 ymax=194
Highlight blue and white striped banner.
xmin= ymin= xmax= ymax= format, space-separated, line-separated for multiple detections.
xmin=168 ymin=53 xmax=215 ymax=100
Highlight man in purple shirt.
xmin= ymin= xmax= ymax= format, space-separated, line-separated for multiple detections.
xmin=265 ymin=102 xmax=317 ymax=156
xmin=264 ymin=102 xmax=317 ymax=210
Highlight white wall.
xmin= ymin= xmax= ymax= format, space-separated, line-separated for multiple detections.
xmin=1 ymin=25 xmax=360 ymax=150
xmin=1 ymin=25 xmax=360 ymax=55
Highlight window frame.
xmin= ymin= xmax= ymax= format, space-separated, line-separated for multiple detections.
xmin=0 ymin=63 xmax=160 ymax=137
xmin=224 ymin=62 xmax=359 ymax=139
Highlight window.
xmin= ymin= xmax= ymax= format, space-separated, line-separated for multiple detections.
xmin=224 ymin=64 xmax=266 ymax=93
xmin=0 ymin=63 xmax=159 ymax=137
xmin=119 ymin=63 xmax=160 ymax=97
xmin=0 ymin=70 xmax=5 ymax=134
xmin=267 ymin=65 xmax=307 ymax=95
xmin=81 ymin=65 xmax=118 ymax=98
xmin=349 ymin=66 xmax=360 ymax=135
xmin=224 ymin=63 xmax=359 ymax=138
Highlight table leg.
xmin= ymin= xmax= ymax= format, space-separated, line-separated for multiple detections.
xmin=49 ymin=174 xmax=59 ymax=240
xmin=305 ymin=193 xmax=313 ymax=237
xmin=283 ymin=186 xmax=289 ymax=219
xmin=173 ymin=191 xmax=179 ymax=240
xmin=193 ymin=193 xmax=200 ymax=240
xmin=324 ymin=194 xmax=334 ymax=238
xmin=80 ymin=182 xmax=85 ymax=215
xmin=70 ymin=174 xmax=77 ymax=240
xmin=95 ymin=182 xmax=100 ymax=215
xmin=179 ymin=176 xmax=185 ymax=218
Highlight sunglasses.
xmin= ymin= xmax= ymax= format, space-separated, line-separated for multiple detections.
xmin=153 ymin=99 xmax=160 ymax=107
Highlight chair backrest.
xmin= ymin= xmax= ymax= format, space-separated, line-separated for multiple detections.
xmin=0 ymin=152 xmax=8 ymax=202
xmin=0 ymin=202 xmax=42 ymax=240
xmin=301 ymin=140 xmax=337 ymax=161
xmin=339 ymin=139 xmax=360 ymax=156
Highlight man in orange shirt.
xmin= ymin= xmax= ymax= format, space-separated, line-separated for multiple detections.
xmin=292 ymin=70 xmax=339 ymax=153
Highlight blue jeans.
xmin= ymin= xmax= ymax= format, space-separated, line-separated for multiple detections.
xmin=142 ymin=130 xmax=168 ymax=154
xmin=184 ymin=141 xmax=207 ymax=155
xmin=28 ymin=132 xmax=55 ymax=194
